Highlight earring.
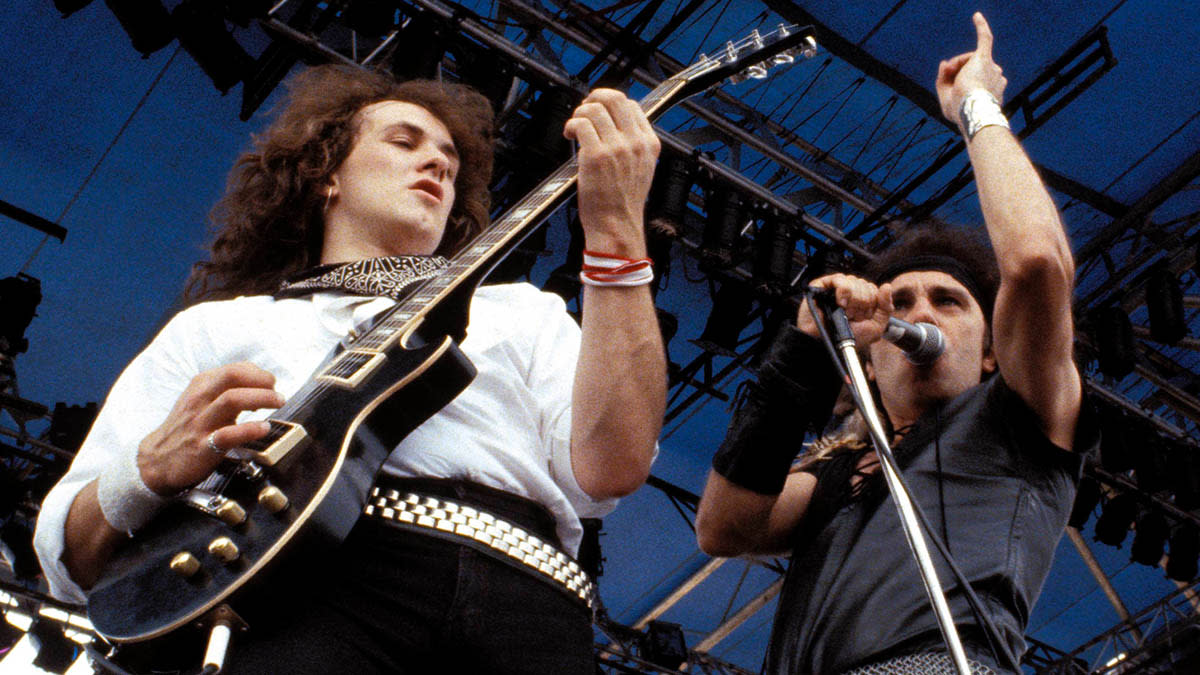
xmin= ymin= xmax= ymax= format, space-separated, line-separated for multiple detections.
xmin=323 ymin=185 xmax=334 ymax=214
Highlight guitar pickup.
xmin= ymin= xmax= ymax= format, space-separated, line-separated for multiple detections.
xmin=239 ymin=420 xmax=309 ymax=467
xmin=317 ymin=349 xmax=386 ymax=389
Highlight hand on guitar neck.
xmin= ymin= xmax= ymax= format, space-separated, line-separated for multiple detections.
xmin=563 ymin=88 xmax=661 ymax=259
xmin=63 ymin=362 xmax=284 ymax=589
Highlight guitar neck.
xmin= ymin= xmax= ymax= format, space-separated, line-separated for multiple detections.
xmin=353 ymin=24 xmax=815 ymax=352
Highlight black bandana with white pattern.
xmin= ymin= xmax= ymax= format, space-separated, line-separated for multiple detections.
xmin=275 ymin=256 xmax=450 ymax=301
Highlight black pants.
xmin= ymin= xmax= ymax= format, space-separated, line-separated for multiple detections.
xmin=224 ymin=485 xmax=594 ymax=674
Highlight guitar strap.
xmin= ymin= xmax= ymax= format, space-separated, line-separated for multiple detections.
xmin=275 ymin=255 xmax=450 ymax=301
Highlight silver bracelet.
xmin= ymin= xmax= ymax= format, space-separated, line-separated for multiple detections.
xmin=96 ymin=449 xmax=170 ymax=535
xmin=958 ymin=89 xmax=1009 ymax=140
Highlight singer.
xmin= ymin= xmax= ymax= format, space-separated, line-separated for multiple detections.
xmin=695 ymin=13 xmax=1098 ymax=675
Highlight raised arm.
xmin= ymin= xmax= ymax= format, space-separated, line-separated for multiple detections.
xmin=936 ymin=12 xmax=1081 ymax=449
xmin=562 ymin=89 xmax=666 ymax=498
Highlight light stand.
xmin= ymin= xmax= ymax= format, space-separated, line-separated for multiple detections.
xmin=812 ymin=293 xmax=971 ymax=675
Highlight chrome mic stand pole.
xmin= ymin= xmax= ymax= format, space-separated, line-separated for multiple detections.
xmin=822 ymin=303 xmax=972 ymax=675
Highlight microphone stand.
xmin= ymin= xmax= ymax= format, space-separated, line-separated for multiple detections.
xmin=815 ymin=295 xmax=972 ymax=675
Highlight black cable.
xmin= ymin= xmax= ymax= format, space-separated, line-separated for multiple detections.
xmin=803 ymin=288 xmax=1021 ymax=673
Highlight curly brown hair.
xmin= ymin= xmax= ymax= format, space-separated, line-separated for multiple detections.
xmin=185 ymin=65 xmax=494 ymax=301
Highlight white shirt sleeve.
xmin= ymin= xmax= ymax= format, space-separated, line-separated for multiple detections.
xmin=33 ymin=308 xmax=206 ymax=603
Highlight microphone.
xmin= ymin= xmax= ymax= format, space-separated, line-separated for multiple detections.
xmin=883 ymin=318 xmax=944 ymax=365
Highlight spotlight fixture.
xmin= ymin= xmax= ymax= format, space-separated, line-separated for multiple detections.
xmin=1130 ymin=511 xmax=1169 ymax=567
xmin=1093 ymin=492 xmax=1138 ymax=548
xmin=642 ymin=620 xmax=688 ymax=670
xmin=693 ymin=280 xmax=754 ymax=356
xmin=699 ymin=183 xmax=746 ymax=272
xmin=1090 ymin=306 xmax=1136 ymax=378
xmin=104 ymin=0 xmax=173 ymax=57
xmin=53 ymin=0 xmax=94 ymax=17
xmin=1167 ymin=526 xmax=1199 ymax=582
xmin=172 ymin=0 xmax=254 ymax=93
xmin=520 ymin=87 xmax=580 ymax=166
xmin=1145 ymin=264 xmax=1187 ymax=345
xmin=752 ymin=209 xmax=797 ymax=297
xmin=0 ymin=274 xmax=42 ymax=358
xmin=646 ymin=153 xmax=695 ymax=234
xmin=390 ymin=12 xmax=448 ymax=80
xmin=1068 ymin=476 xmax=1102 ymax=530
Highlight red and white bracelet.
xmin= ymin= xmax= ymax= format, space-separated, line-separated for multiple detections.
xmin=579 ymin=250 xmax=655 ymax=287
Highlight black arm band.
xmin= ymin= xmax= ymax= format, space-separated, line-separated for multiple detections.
xmin=711 ymin=326 xmax=842 ymax=495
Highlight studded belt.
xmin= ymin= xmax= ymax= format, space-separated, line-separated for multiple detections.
xmin=362 ymin=486 xmax=598 ymax=611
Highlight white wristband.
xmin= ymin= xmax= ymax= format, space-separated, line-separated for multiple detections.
xmin=958 ymin=89 xmax=1009 ymax=140
xmin=96 ymin=449 xmax=170 ymax=535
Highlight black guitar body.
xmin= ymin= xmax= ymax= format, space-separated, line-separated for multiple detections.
xmin=88 ymin=326 xmax=476 ymax=644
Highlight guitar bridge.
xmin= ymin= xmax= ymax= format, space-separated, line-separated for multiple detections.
xmin=182 ymin=489 xmax=247 ymax=527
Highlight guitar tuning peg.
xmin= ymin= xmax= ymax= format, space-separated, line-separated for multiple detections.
xmin=751 ymin=29 xmax=764 ymax=49
xmin=729 ymin=69 xmax=747 ymax=85
xmin=772 ymin=50 xmax=795 ymax=66
xmin=747 ymin=64 xmax=769 ymax=80
xmin=725 ymin=41 xmax=737 ymax=62
xmin=802 ymin=35 xmax=818 ymax=59
xmin=777 ymin=23 xmax=791 ymax=37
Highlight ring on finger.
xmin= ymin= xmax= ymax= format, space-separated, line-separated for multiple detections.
xmin=206 ymin=432 xmax=225 ymax=456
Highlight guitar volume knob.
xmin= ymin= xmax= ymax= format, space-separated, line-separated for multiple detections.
xmin=169 ymin=552 xmax=201 ymax=577
xmin=215 ymin=500 xmax=247 ymax=526
xmin=208 ymin=537 xmax=240 ymax=563
xmin=258 ymin=486 xmax=290 ymax=513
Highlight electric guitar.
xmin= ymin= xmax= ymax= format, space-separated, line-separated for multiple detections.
xmin=87 ymin=22 xmax=818 ymax=654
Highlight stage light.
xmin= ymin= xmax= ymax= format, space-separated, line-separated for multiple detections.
xmin=1090 ymin=306 xmax=1136 ymax=378
xmin=103 ymin=0 xmax=174 ymax=57
xmin=646 ymin=153 xmax=695 ymax=234
xmin=1130 ymin=511 xmax=1169 ymax=567
xmin=699 ymin=184 xmax=746 ymax=272
xmin=341 ymin=0 xmax=396 ymax=38
xmin=27 ymin=620 xmax=78 ymax=674
xmin=390 ymin=13 xmax=448 ymax=81
xmin=47 ymin=402 xmax=99 ymax=454
xmin=1166 ymin=526 xmax=1199 ymax=581
xmin=1098 ymin=412 xmax=1136 ymax=473
xmin=1168 ymin=443 xmax=1200 ymax=511
xmin=224 ymin=0 xmax=272 ymax=27
xmin=642 ymin=620 xmax=688 ymax=670
xmin=576 ymin=518 xmax=603 ymax=580
xmin=752 ymin=209 xmax=797 ymax=297
xmin=453 ymin=43 xmax=515 ymax=113
xmin=1146 ymin=264 xmax=1187 ymax=345
xmin=172 ymin=0 xmax=254 ymax=93
xmin=53 ymin=0 xmax=94 ymax=17
xmin=520 ymin=87 xmax=580 ymax=165
xmin=1068 ymin=476 xmax=1101 ymax=529
xmin=0 ymin=274 xmax=42 ymax=359
xmin=1093 ymin=492 xmax=1138 ymax=547
xmin=693 ymin=280 xmax=754 ymax=356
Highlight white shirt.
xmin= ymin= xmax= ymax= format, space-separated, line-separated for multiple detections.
xmin=34 ymin=283 xmax=618 ymax=604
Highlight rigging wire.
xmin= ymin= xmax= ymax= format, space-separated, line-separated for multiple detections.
xmin=20 ymin=46 xmax=182 ymax=275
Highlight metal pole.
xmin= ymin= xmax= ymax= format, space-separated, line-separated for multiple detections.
xmin=835 ymin=337 xmax=971 ymax=675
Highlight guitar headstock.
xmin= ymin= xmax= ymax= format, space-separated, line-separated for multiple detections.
xmin=669 ymin=24 xmax=818 ymax=102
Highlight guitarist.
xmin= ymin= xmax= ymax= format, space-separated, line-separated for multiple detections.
xmin=35 ymin=64 xmax=665 ymax=673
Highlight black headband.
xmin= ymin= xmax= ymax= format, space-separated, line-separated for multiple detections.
xmin=872 ymin=254 xmax=992 ymax=316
